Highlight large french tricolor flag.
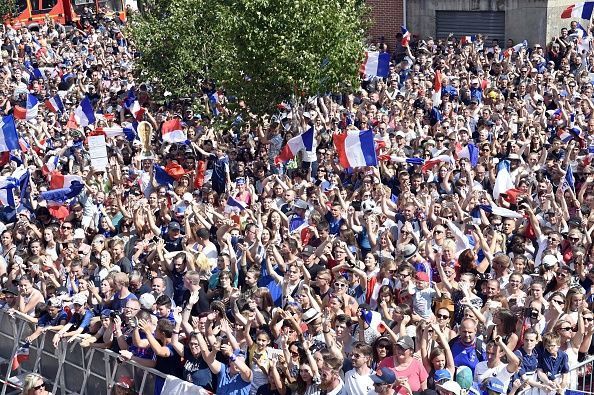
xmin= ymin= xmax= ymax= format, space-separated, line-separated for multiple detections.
xmin=45 ymin=94 xmax=64 ymax=114
xmin=503 ymin=40 xmax=527 ymax=58
xmin=161 ymin=119 xmax=187 ymax=143
xmin=13 ymin=94 xmax=39 ymax=120
xmin=0 ymin=115 xmax=20 ymax=152
xmin=74 ymin=97 xmax=96 ymax=127
xmin=42 ymin=155 xmax=59 ymax=175
xmin=360 ymin=51 xmax=390 ymax=78
xmin=275 ymin=127 xmax=314 ymax=164
xmin=562 ymin=2 xmax=594 ymax=19
xmin=334 ymin=129 xmax=377 ymax=168
xmin=493 ymin=160 xmax=515 ymax=199
xmin=49 ymin=172 xmax=83 ymax=190
xmin=95 ymin=126 xmax=136 ymax=141
xmin=460 ymin=35 xmax=476 ymax=44
xmin=557 ymin=127 xmax=582 ymax=143
xmin=227 ymin=196 xmax=248 ymax=211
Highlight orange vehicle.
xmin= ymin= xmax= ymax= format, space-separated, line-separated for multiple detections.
xmin=9 ymin=0 xmax=125 ymax=27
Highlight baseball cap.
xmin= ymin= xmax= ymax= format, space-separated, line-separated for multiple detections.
xmin=415 ymin=272 xmax=430 ymax=282
xmin=168 ymin=221 xmax=181 ymax=231
xmin=293 ymin=199 xmax=309 ymax=210
xmin=72 ymin=293 xmax=87 ymax=305
xmin=437 ymin=380 xmax=462 ymax=395
xmin=486 ymin=377 xmax=505 ymax=394
xmin=434 ymin=369 xmax=452 ymax=382
xmin=396 ymin=335 xmax=414 ymax=350
xmin=371 ymin=367 xmax=397 ymax=385
xmin=100 ymin=309 xmax=113 ymax=319
xmin=73 ymin=228 xmax=85 ymax=240
xmin=301 ymin=245 xmax=316 ymax=257
xmin=542 ymin=254 xmax=558 ymax=267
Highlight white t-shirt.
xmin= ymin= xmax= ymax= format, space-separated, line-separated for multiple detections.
xmin=343 ymin=369 xmax=374 ymax=395
xmin=474 ymin=361 xmax=514 ymax=392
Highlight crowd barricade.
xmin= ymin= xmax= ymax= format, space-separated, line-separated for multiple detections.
xmin=0 ymin=309 xmax=206 ymax=395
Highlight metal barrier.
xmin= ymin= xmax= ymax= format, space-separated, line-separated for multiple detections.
xmin=0 ymin=310 xmax=202 ymax=395
xmin=574 ymin=355 xmax=594 ymax=395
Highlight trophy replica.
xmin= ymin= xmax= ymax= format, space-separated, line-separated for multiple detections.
xmin=137 ymin=121 xmax=155 ymax=160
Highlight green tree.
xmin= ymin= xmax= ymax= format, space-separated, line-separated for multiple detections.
xmin=0 ymin=0 xmax=19 ymax=19
xmin=129 ymin=0 xmax=367 ymax=114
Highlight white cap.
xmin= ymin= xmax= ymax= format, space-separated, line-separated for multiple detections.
xmin=73 ymin=228 xmax=85 ymax=240
xmin=182 ymin=192 xmax=193 ymax=203
xmin=139 ymin=293 xmax=156 ymax=310
xmin=542 ymin=254 xmax=558 ymax=267
xmin=71 ymin=293 xmax=87 ymax=305
xmin=437 ymin=381 xmax=462 ymax=395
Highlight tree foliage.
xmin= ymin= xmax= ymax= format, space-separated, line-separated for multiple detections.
xmin=0 ymin=0 xmax=20 ymax=20
xmin=129 ymin=0 xmax=367 ymax=114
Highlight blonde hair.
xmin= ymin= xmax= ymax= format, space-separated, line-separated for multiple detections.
xmin=21 ymin=373 xmax=44 ymax=395
xmin=193 ymin=252 xmax=210 ymax=277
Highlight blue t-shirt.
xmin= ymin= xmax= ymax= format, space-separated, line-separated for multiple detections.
xmin=538 ymin=348 xmax=569 ymax=381
xmin=218 ymin=362 xmax=251 ymax=395
xmin=155 ymin=343 xmax=182 ymax=395
xmin=324 ymin=212 xmax=345 ymax=235
xmin=38 ymin=310 xmax=68 ymax=327
xmin=450 ymin=338 xmax=485 ymax=373
xmin=515 ymin=348 xmax=540 ymax=376
xmin=111 ymin=292 xmax=138 ymax=313
xmin=183 ymin=346 xmax=213 ymax=391
xmin=68 ymin=309 xmax=94 ymax=332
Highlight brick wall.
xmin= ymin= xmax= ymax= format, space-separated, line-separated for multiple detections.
xmin=366 ymin=0 xmax=405 ymax=51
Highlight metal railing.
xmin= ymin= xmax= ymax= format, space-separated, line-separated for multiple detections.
xmin=0 ymin=309 xmax=203 ymax=395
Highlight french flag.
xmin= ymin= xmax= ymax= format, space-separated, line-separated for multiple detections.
xmin=95 ymin=126 xmax=136 ymax=141
xmin=493 ymin=160 xmax=515 ymax=199
xmin=153 ymin=164 xmax=175 ymax=186
xmin=0 ymin=115 xmax=20 ymax=152
xmin=123 ymin=89 xmax=145 ymax=121
xmin=45 ymin=94 xmax=64 ymax=114
xmin=227 ymin=196 xmax=247 ymax=211
xmin=477 ymin=204 xmax=524 ymax=219
xmin=42 ymin=155 xmax=59 ymax=175
xmin=432 ymin=70 xmax=442 ymax=107
xmin=161 ymin=118 xmax=187 ymax=143
xmin=13 ymin=94 xmax=39 ymax=120
xmin=557 ymin=126 xmax=582 ymax=142
xmin=456 ymin=143 xmax=479 ymax=166
xmin=334 ymin=129 xmax=378 ymax=168
xmin=561 ymin=165 xmax=576 ymax=192
xmin=503 ymin=40 xmax=528 ymax=58
xmin=275 ymin=127 xmax=314 ymax=164
xmin=421 ymin=155 xmax=454 ymax=173
xmin=0 ymin=167 xmax=29 ymax=207
xmin=401 ymin=26 xmax=411 ymax=47
xmin=378 ymin=155 xmax=424 ymax=166
xmin=561 ymin=2 xmax=594 ymax=19
xmin=74 ymin=97 xmax=96 ymax=127
xmin=49 ymin=171 xmax=83 ymax=190
xmin=584 ymin=145 xmax=594 ymax=165
xmin=360 ymin=51 xmax=390 ymax=78
xmin=460 ymin=35 xmax=475 ymax=44
xmin=11 ymin=342 xmax=29 ymax=371
xmin=40 ymin=182 xmax=84 ymax=219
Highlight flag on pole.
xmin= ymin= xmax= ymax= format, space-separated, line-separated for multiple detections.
xmin=561 ymin=2 xmax=594 ymax=19
xmin=226 ymin=196 xmax=248 ymax=211
xmin=460 ymin=35 xmax=476 ymax=44
xmin=13 ymin=94 xmax=39 ymax=120
xmin=360 ymin=51 xmax=390 ymax=78
xmin=455 ymin=143 xmax=479 ymax=166
xmin=49 ymin=172 xmax=83 ymax=190
xmin=421 ymin=155 xmax=454 ymax=173
xmin=275 ymin=127 xmax=315 ymax=164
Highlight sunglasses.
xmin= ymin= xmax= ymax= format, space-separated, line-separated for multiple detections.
xmin=334 ymin=283 xmax=347 ymax=288
xmin=32 ymin=383 xmax=45 ymax=390
xmin=552 ymin=299 xmax=565 ymax=305
xmin=437 ymin=314 xmax=450 ymax=319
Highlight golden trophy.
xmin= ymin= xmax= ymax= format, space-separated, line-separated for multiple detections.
xmin=137 ymin=121 xmax=155 ymax=160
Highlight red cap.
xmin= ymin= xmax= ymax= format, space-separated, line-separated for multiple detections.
xmin=415 ymin=271 xmax=430 ymax=282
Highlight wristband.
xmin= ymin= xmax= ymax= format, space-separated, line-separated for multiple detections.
xmin=229 ymin=354 xmax=237 ymax=362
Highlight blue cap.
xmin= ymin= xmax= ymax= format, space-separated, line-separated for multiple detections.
xmin=100 ymin=309 xmax=113 ymax=318
xmin=371 ymin=367 xmax=397 ymax=385
xmin=434 ymin=369 xmax=452 ymax=382
xmin=487 ymin=377 xmax=505 ymax=393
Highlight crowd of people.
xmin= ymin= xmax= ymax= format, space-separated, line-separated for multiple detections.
xmin=2 ymin=9 xmax=594 ymax=395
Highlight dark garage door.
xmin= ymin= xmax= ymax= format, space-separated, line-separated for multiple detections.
xmin=436 ymin=11 xmax=505 ymax=45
